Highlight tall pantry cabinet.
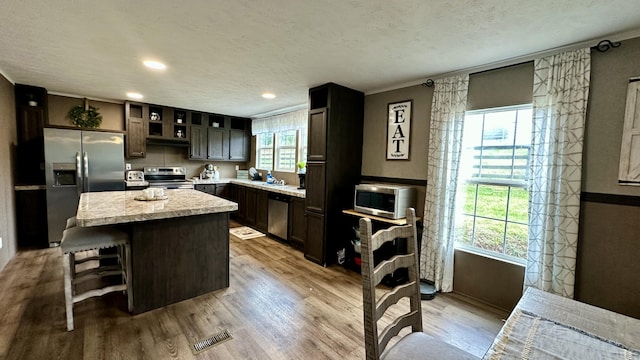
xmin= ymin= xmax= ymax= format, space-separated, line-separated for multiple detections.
xmin=14 ymin=84 xmax=49 ymax=248
xmin=304 ymin=83 xmax=364 ymax=265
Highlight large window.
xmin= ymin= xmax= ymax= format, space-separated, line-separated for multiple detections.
xmin=256 ymin=133 xmax=274 ymax=170
xmin=454 ymin=105 xmax=532 ymax=264
xmin=275 ymin=130 xmax=297 ymax=171
xmin=256 ymin=128 xmax=307 ymax=172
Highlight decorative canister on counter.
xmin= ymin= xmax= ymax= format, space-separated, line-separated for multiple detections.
xmin=236 ymin=170 xmax=249 ymax=179
xmin=213 ymin=166 xmax=220 ymax=180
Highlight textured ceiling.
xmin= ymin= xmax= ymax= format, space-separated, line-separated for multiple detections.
xmin=1 ymin=1 xmax=640 ymax=117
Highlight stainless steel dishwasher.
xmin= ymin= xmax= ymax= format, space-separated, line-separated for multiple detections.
xmin=268 ymin=193 xmax=290 ymax=241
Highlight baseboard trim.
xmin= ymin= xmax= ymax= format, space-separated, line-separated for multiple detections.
xmin=581 ymin=192 xmax=640 ymax=207
xmin=447 ymin=291 xmax=512 ymax=316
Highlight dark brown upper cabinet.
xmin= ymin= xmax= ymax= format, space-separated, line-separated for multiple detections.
xmin=124 ymin=100 xmax=250 ymax=161
xmin=189 ymin=112 xmax=207 ymax=160
xmin=15 ymin=84 xmax=48 ymax=184
xmin=307 ymin=108 xmax=327 ymax=161
xmin=125 ymin=101 xmax=147 ymax=158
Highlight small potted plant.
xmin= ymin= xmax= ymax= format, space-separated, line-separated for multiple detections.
xmin=297 ymin=161 xmax=306 ymax=189
xmin=297 ymin=161 xmax=306 ymax=174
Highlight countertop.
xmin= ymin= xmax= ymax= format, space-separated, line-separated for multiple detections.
xmin=192 ymin=178 xmax=306 ymax=198
xmin=76 ymin=189 xmax=238 ymax=227
xmin=14 ymin=185 xmax=46 ymax=190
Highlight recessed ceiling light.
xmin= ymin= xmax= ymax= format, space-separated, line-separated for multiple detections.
xmin=143 ymin=60 xmax=167 ymax=70
xmin=127 ymin=92 xmax=144 ymax=100
xmin=262 ymin=93 xmax=276 ymax=99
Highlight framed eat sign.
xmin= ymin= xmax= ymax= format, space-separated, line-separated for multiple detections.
xmin=386 ymin=100 xmax=412 ymax=160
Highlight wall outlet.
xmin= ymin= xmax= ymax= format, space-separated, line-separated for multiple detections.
xmin=235 ymin=165 xmax=239 ymax=171
xmin=125 ymin=163 xmax=132 ymax=170
xmin=0 ymin=237 xmax=3 ymax=249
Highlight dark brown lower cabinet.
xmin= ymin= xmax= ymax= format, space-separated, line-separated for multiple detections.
xmin=245 ymin=188 xmax=257 ymax=226
xmin=194 ymin=184 xmax=215 ymax=195
xmin=236 ymin=186 xmax=246 ymax=222
xmin=289 ymin=197 xmax=306 ymax=251
xmin=305 ymin=162 xmax=326 ymax=213
xmin=195 ymin=183 xmax=229 ymax=198
xmin=255 ymin=190 xmax=269 ymax=233
xmin=215 ymin=184 xmax=228 ymax=198
xmin=227 ymin=184 xmax=306 ymax=252
xmin=15 ymin=189 xmax=48 ymax=248
xmin=304 ymin=211 xmax=325 ymax=264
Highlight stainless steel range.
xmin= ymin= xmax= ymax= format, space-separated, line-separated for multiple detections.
xmin=144 ymin=166 xmax=194 ymax=189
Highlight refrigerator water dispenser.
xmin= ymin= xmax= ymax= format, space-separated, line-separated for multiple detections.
xmin=52 ymin=163 xmax=77 ymax=186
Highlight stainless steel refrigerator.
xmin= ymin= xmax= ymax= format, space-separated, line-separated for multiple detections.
xmin=44 ymin=128 xmax=125 ymax=244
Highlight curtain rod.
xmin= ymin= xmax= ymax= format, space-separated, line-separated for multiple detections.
xmin=419 ymin=38 xmax=624 ymax=88
xmin=368 ymin=27 xmax=640 ymax=95
xmin=591 ymin=39 xmax=622 ymax=52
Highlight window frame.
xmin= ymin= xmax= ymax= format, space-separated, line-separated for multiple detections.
xmin=454 ymin=104 xmax=532 ymax=265
xmin=298 ymin=129 xmax=307 ymax=167
xmin=274 ymin=130 xmax=298 ymax=172
xmin=256 ymin=133 xmax=274 ymax=171
xmin=255 ymin=128 xmax=308 ymax=173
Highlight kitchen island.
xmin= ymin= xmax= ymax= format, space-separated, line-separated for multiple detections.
xmin=76 ymin=189 xmax=237 ymax=314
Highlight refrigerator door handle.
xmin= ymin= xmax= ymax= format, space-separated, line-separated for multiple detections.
xmin=83 ymin=152 xmax=89 ymax=192
xmin=76 ymin=152 xmax=82 ymax=197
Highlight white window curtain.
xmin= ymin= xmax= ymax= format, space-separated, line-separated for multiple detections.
xmin=420 ymin=74 xmax=469 ymax=293
xmin=525 ymin=48 xmax=590 ymax=298
xmin=251 ymin=109 xmax=308 ymax=135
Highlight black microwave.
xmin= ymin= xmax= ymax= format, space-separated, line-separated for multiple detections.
xmin=354 ymin=184 xmax=416 ymax=219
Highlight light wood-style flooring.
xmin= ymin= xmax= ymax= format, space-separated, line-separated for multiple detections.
xmin=0 ymin=222 xmax=507 ymax=359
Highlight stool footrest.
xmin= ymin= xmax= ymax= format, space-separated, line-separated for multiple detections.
xmin=61 ymin=225 xmax=132 ymax=331
xmin=73 ymin=284 xmax=127 ymax=304
xmin=72 ymin=265 xmax=124 ymax=286
xmin=74 ymin=253 xmax=120 ymax=265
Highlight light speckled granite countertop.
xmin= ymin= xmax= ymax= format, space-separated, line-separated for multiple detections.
xmin=14 ymin=185 xmax=46 ymax=190
xmin=191 ymin=178 xmax=306 ymax=198
xmin=76 ymin=189 xmax=238 ymax=227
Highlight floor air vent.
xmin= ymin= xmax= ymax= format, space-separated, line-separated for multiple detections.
xmin=191 ymin=329 xmax=233 ymax=355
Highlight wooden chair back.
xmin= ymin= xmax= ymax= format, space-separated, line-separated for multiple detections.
xmin=359 ymin=208 xmax=422 ymax=360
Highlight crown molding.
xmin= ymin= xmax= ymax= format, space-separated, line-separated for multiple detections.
xmin=0 ymin=65 xmax=15 ymax=85
xmin=47 ymin=91 xmax=124 ymax=104
xmin=251 ymin=103 xmax=308 ymax=119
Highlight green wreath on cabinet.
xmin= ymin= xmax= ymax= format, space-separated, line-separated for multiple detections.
xmin=67 ymin=99 xmax=103 ymax=128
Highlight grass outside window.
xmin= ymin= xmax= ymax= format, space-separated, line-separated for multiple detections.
xmin=456 ymin=183 xmax=529 ymax=262
xmin=455 ymin=105 xmax=532 ymax=263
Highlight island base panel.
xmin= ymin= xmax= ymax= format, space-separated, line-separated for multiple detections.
xmin=130 ymin=212 xmax=230 ymax=314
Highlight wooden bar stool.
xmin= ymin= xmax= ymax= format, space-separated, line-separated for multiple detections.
xmin=60 ymin=225 xmax=132 ymax=331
